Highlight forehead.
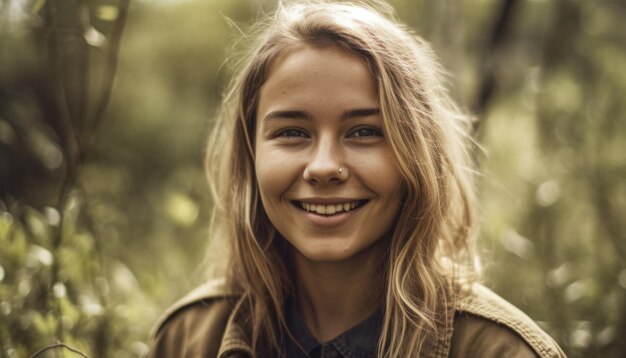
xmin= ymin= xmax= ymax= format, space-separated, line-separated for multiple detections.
xmin=267 ymin=43 xmax=374 ymax=83
xmin=257 ymin=44 xmax=379 ymax=118
xmin=274 ymin=41 xmax=365 ymax=64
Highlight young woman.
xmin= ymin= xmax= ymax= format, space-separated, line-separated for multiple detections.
xmin=148 ymin=1 xmax=565 ymax=357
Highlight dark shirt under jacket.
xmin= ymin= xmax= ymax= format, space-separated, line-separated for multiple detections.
xmin=283 ymin=298 xmax=383 ymax=358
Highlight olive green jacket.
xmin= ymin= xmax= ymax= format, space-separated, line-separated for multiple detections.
xmin=148 ymin=279 xmax=566 ymax=357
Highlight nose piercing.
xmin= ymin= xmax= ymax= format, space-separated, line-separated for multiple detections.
xmin=339 ymin=167 xmax=343 ymax=174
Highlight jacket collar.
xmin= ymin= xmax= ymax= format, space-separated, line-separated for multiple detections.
xmin=216 ymin=286 xmax=457 ymax=358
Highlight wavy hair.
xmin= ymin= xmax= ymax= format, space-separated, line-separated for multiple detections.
xmin=205 ymin=1 xmax=479 ymax=356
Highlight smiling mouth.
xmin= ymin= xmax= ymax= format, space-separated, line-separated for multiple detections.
xmin=291 ymin=200 xmax=368 ymax=216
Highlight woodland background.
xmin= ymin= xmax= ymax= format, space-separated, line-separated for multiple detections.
xmin=1 ymin=0 xmax=625 ymax=357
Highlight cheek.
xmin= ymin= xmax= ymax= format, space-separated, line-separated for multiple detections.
xmin=351 ymin=148 xmax=404 ymax=197
xmin=255 ymin=146 xmax=297 ymax=205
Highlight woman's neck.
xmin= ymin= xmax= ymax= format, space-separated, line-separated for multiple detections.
xmin=293 ymin=244 xmax=385 ymax=342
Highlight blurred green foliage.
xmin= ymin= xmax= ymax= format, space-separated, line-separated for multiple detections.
xmin=0 ymin=0 xmax=624 ymax=357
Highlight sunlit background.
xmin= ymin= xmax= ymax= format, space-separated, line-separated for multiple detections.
xmin=1 ymin=0 xmax=625 ymax=357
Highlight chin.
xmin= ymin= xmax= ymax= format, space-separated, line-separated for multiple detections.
xmin=303 ymin=250 xmax=353 ymax=263
xmin=292 ymin=237 xmax=373 ymax=264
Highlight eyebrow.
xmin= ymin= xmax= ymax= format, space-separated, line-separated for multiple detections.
xmin=263 ymin=108 xmax=380 ymax=121
xmin=263 ymin=110 xmax=311 ymax=121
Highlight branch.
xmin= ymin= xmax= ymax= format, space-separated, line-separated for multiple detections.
xmin=472 ymin=0 xmax=519 ymax=134
xmin=45 ymin=0 xmax=88 ymax=342
xmin=42 ymin=0 xmax=131 ymax=345
xmin=29 ymin=342 xmax=90 ymax=358
xmin=86 ymin=0 xmax=131 ymax=151
xmin=46 ymin=0 xmax=82 ymax=170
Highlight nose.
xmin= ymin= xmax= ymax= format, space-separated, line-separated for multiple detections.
xmin=302 ymin=138 xmax=347 ymax=185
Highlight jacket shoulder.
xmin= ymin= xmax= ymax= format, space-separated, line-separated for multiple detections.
xmin=147 ymin=278 xmax=241 ymax=358
xmin=453 ymin=283 xmax=566 ymax=358
xmin=150 ymin=278 xmax=238 ymax=336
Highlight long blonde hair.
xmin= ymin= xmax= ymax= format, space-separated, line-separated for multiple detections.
xmin=205 ymin=1 xmax=479 ymax=356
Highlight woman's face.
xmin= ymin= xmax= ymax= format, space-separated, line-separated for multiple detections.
xmin=255 ymin=44 xmax=403 ymax=263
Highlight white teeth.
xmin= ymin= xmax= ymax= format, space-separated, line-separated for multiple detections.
xmin=299 ymin=201 xmax=363 ymax=215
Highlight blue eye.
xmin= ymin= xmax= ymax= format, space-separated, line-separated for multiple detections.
xmin=349 ymin=126 xmax=383 ymax=138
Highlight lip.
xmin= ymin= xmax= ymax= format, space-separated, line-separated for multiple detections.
xmin=289 ymin=197 xmax=369 ymax=227
xmin=294 ymin=197 xmax=365 ymax=205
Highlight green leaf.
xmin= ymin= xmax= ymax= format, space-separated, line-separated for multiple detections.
xmin=32 ymin=0 xmax=47 ymax=14
xmin=97 ymin=5 xmax=119 ymax=21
